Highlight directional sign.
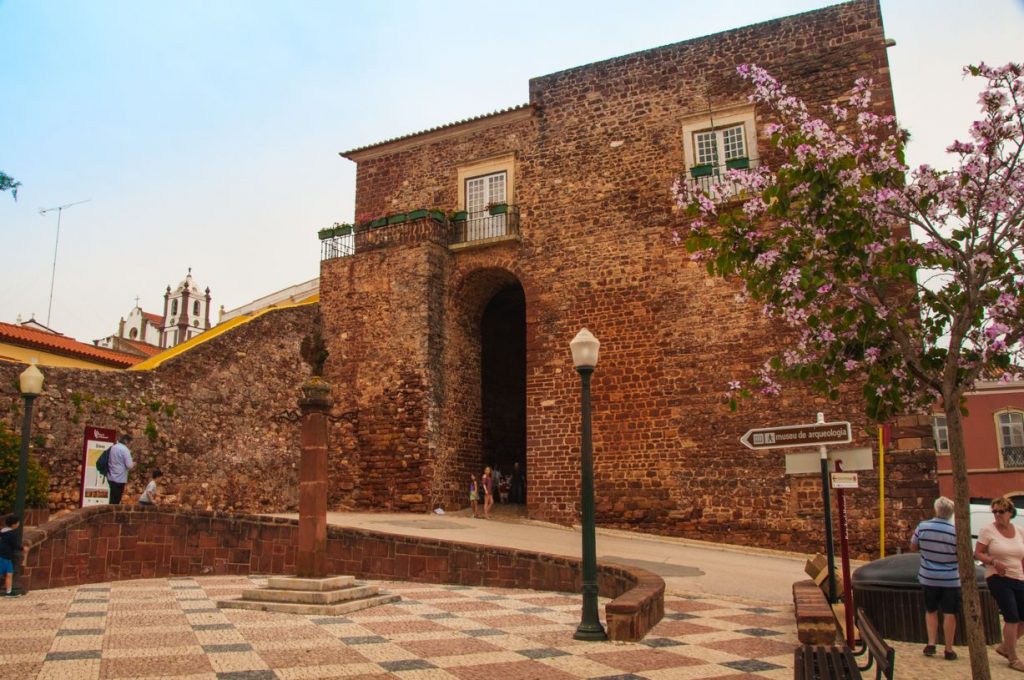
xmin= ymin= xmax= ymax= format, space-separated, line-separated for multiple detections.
xmin=740 ymin=421 xmax=852 ymax=450
xmin=785 ymin=447 xmax=873 ymax=475
xmin=831 ymin=472 xmax=859 ymax=489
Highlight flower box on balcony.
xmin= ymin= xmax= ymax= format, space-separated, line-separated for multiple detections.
xmin=689 ymin=164 xmax=714 ymax=178
xmin=429 ymin=210 xmax=445 ymax=222
xmin=451 ymin=210 xmax=468 ymax=222
xmin=318 ymin=227 xmax=336 ymax=240
xmin=335 ymin=224 xmax=352 ymax=236
xmin=726 ymin=156 xmax=750 ymax=170
xmin=370 ymin=217 xmax=388 ymax=228
xmin=407 ymin=209 xmax=428 ymax=220
xmin=387 ymin=213 xmax=407 ymax=225
xmin=488 ymin=203 xmax=509 ymax=215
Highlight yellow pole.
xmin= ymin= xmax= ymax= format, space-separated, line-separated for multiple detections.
xmin=879 ymin=426 xmax=886 ymax=558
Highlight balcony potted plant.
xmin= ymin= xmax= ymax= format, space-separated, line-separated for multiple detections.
xmin=407 ymin=208 xmax=428 ymax=220
xmin=335 ymin=223 xmax=352 ymax=236
xmin=387 ymin=212 xmax=407 ymax=225
xmin=429 ymin=209 xmax=446 ymax=222
xmin=318 ymin=226 xmax=336 ymax=240
xmin=450 ymin=210 xmax=468 ymax=222
xmin=370 ymin=216 xmax=388 ymax=228
xmin=689 ymin=164 xmax=714 ymax=178
xmin=726 ymin=156 xmax=750 ymax=170
xmin=488 ymin=202 xmax=509 ymax=215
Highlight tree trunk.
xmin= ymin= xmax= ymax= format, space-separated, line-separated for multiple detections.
xmin=946 ymin=401 xmax=991 ymax=679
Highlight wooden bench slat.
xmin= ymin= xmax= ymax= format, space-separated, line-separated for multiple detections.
xmin=794 ymin=644 xmax=863 ymax=679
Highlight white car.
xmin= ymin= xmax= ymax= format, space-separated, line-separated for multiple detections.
xmin=969 ymin=501 xmax=1024 ymax=550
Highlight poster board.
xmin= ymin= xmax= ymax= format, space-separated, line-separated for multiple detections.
xmin=81 ymin=426 xmax=116 ymax=507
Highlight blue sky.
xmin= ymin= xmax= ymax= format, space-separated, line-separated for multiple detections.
xmin=2 ymin=0 xmax=1023 ymax=343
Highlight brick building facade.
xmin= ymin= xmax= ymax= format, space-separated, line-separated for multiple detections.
xmin=319 ymin=0 xmax=939 ymax=554
xmin=0 ymin=0 xmax=939 ymax=559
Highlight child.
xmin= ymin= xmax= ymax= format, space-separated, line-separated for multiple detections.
xmin=469 ymin=474 xmax=480 ymax=518
xmin=0 ymin=514 xmax=24 ymax=596
xmin=138 ymin=468 xmax=163 ymax=506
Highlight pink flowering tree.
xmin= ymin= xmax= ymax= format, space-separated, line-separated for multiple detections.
xmin=679 ymin=63 xmax=1022 ymax=678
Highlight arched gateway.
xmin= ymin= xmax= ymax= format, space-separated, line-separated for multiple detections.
xmin=443 ymin=268 xmax=527 ymax=510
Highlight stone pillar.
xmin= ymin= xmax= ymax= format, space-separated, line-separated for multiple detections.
xmin=297 ymin=379 xmax=331 ymax=578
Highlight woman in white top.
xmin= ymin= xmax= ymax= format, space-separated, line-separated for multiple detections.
xmin=975 ymin=496 xmax=1024 ymax=672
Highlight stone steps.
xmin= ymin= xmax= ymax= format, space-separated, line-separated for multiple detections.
xmin=241 ymin=584 xmax=378 ymax=605
xmin=219 ymin=592 xmax=400 ymax=616
xmin=266 ymin=575 xmax=355 ymax=591
xmin=217 ymin=575 xmax=400 ymax=616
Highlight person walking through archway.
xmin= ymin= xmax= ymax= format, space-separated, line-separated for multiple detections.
xmin=482 ymin=467 xmax=494 ymax=519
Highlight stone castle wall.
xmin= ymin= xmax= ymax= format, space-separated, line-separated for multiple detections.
xmin=326 ymin=0 xmax=937 ymax=555
xmin=0 ymin=306 xmax=315 ymax=514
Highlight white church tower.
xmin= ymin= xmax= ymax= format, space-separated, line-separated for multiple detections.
xmin=161 ymin=268 xmax=212 ymax=348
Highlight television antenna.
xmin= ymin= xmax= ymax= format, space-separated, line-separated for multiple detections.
xmin=39 ymin=199 xmax=91 ymax=327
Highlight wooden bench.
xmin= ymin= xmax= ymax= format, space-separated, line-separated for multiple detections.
xmin=851 ymin=608 xmax=895 ymax=680
xmin=794 ymin=644 xmax=862 ymax=680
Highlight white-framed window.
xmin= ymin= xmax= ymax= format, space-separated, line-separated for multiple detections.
xmin=693 ymin=124 xmax=747 ymax=168
xmin=464 ymin=171 xmax=507 ymax=240
xmin=998 ymin=411 xmax=1024 ymax=468
xmin=465 ymin=171 xmax=506 ymax=214
xmin=681 ymin=105 xmax=757 ymax=200
xmin=932 ymin=415 xmax=949 ymax=453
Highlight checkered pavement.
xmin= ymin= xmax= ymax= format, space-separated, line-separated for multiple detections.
xmin=0 ymin=576 xmax=799 ymax=679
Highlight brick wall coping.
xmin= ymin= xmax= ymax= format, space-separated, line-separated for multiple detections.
xmin=22 ymin=506 xmax=664 ymax=641
xmin=792 ymin=579 xmax=839 ymax=645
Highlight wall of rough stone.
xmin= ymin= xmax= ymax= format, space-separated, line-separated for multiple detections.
xmin=0 ymin=305 xmax=315 ymax=514
xmin=324 ymin=0 xmax=937 ymax=556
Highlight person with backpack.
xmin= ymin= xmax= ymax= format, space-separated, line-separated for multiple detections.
xmin=106 ymin=434 xmax=134 ymax=504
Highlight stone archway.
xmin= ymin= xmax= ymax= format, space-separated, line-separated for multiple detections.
xmin=481 ymin=283 xmax=526 ymax=503
xmin=439 ymin=267 xmax=528 ymax=510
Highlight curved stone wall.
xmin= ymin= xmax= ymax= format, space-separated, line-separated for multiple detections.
xmin=21 ymin=506 xmax=663 ymax=641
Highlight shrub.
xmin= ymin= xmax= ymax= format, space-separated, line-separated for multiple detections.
xmin=0 ymin=422 xmax=50 ymax=513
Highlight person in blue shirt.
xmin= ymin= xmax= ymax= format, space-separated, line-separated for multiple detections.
xmin=107 ymin=434 xmax=135 ymax=504
xmin=911 ymin=496 xmax=960 ymax=661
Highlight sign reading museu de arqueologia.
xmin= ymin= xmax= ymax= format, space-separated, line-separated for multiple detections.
xmin=739 ymin=421 xmax=852 ymax=451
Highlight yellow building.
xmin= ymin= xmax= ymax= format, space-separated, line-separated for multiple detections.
xmin=0 ymin=321 xmax=140 ymax=370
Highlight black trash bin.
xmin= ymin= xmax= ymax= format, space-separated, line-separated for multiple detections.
xmin=852 ymin=553 xmax=1000 ymax=644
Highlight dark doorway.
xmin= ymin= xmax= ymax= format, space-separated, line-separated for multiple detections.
xmin=480 ymin=283 xmax=526 ymax=504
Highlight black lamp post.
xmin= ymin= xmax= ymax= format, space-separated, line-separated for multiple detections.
xmin=570 ymin=328 xmax=607 ymax=641
xmin=15 ymin=362 xmax=44 ymax=593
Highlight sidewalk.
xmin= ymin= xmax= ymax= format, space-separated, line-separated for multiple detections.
xmin=1 ymin=575 xmax=798 ymax=679
xmin=2 ymin=510 xmax=1013 ymax=678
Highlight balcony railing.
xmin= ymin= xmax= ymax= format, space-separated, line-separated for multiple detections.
xmin=320 ymin=232 xmax=355 ymax=260
xmin=321 ymin=206 xmax=520 ymax=261
xmin=685 ymin=157 xmax=760 ymax=200
xmin=1003 ymin=446 xmax=1024 ymax=468
xmin=451 ymin=206 xmax=520 ymax=246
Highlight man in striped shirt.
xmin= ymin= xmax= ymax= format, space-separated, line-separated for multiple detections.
xmin=910 ymin=496 xmax=961 ymax=660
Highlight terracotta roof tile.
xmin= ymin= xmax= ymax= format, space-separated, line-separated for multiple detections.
xmin=340 ymin=104 xmax=532 ymax=158
xmin=122 ymin=339 xmax=163 ymax=357
xmin=142 ymin=312 xmax=163 ymax=325
xmin=0 ymin=322 xmax=141 ymax=368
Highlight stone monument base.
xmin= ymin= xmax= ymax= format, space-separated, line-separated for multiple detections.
xmin=217 ymin=575 xmax=400 ymax=616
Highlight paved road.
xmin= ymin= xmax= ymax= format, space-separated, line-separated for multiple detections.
xmin=280 ymin=511 xmax=813 ymax=605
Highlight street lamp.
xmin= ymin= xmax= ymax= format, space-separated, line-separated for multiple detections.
xmin=570 ymin=328 xmax=607 ymax=641
xmin=15 ymin=362 xmax=44 ymax=593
